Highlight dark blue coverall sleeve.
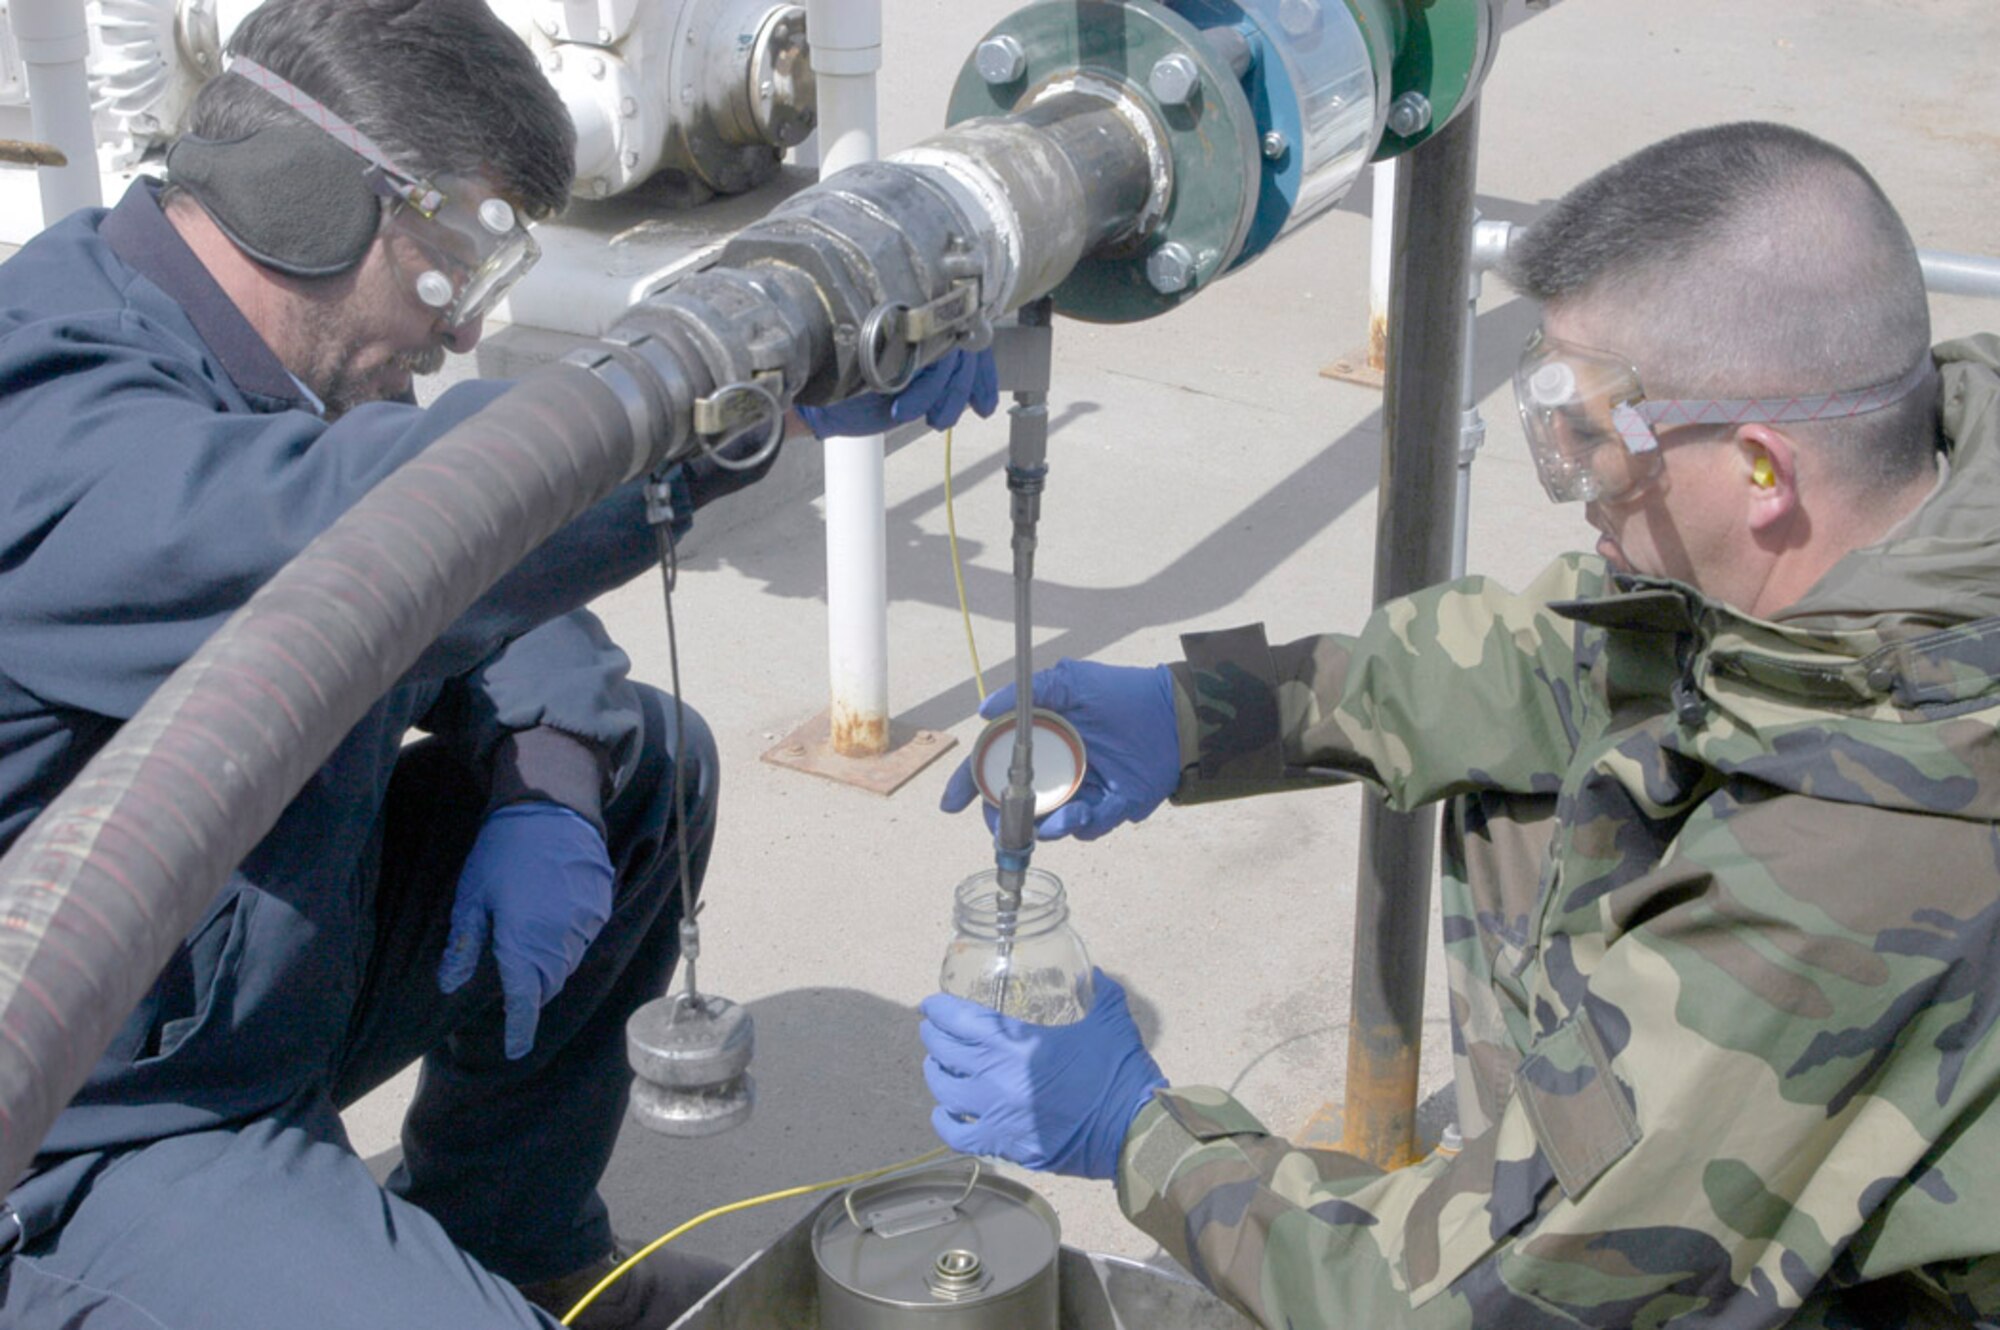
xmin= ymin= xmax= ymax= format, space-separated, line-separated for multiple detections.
xmin=0 ymin=189 xmax=775 ymax=850
xmin=0 ymin=307 xmax=655 ymax=725
xmin=425 ymin=610 xmax=643 ymax=824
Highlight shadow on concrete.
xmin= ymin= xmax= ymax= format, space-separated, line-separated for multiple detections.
xmin=358 ymin=983 xmax=1168 ymax=1268
xmin=678 ymin=293 xmax=1544 ymax=736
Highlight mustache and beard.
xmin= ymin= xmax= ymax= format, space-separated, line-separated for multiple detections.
xmin=313 ymin=335 xmax=449 ymax=421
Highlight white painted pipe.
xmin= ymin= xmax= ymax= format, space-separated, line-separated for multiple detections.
xmin=1920 ymin=250 xmax=2000 ymax=301
xmin=807 ymin=0 xmax=888 ymax=756
xmin=1364 ymin=158 xmax=1396 ymax=371
xmin=10 ymin=0 xmax=102 ymax=224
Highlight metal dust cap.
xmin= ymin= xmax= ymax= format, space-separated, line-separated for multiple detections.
xmin=625 ymin=993 xmax=756 ymax=1137
xmin=812 ymin=1161 xmax=1060 ymax=1312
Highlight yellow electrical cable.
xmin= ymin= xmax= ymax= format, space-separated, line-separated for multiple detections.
xmin=943 ymin=427 xmax=987 ymax=703
xmin=559 ymin=1146 xmax=951 ymax=1324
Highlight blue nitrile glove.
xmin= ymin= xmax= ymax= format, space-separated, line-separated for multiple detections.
xmin=921 ymin=971 xmax=1168 ymax=1180
xmin=797 ymin=347 xmax=1000 ymax=438
xmin=939 ymin=660 xmax=1181 ymax=841
xmin=438 ymin=801 xmax=615 ymax=1059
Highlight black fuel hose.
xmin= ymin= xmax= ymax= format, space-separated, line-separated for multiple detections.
xmin=0 ymin=360 xmax=663 ymax=1189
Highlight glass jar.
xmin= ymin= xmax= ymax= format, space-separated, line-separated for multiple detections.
xmin=941 ymin=868 xmax=1094 ymax=1025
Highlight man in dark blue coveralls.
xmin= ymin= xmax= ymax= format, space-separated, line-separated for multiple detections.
xmin=0 ymin=1 xmax=995 ymax=1327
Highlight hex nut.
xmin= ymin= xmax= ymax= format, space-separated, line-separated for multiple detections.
xmin=1148 ymin=52 xmax=1201 ymax=108
xmin=1387 ymin=91 xmax=1434 ymax=138
xmin=1278 ymin=0 xmax=1321 ymax=37
xmin=1146 ymin=242 xmax=1196 ymax=294
xmin=976 ymin=34 xmax=1027 ymax=85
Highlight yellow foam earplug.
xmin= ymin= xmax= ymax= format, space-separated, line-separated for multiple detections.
xmin=1752 ymin=456 xmax=1776 ymax=488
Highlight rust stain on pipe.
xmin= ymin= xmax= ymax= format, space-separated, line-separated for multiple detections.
xmin=1366 ymin=311 xmax=1390 ymax=374
xmin=1339 ymin=1019 xmax=1423 ymax=1169
xmin=829 ymin=704 xmax=888 ymax=757
xmin=0 ymin=139 xmax=66 ymax=168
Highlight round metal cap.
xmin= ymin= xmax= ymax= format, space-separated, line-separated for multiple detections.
xmin=970 ymin=709 xmax=1086 ymax=818
xmin=627 ymin=993 xmax=754 ymax=1088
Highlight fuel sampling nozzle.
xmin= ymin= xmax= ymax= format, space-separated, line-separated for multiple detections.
xmin=992 ymin=301 xmax=1055 ymax=899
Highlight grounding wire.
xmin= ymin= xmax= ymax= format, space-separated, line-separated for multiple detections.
xmin=943 ymin=427 xmax=988 ymax=704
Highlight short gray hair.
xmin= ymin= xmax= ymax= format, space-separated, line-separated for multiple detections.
xmin=1502 ymin=122 xmax=1936 ymax=490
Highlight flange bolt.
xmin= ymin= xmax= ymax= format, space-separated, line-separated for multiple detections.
xmin=1146 ymin=242 xmax=1196 ymax=295
xmin=976 ymin=35 xmax=1027 ymax=86
xmin=1148 ymin=52 xmax=1201 ymax=108
xmin=1278 ymin=0 xmax=1322 ymax=37
xmin=1387 ymin=91 xmax=1434 ymax=138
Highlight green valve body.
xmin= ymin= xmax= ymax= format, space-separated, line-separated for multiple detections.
xmin=948 ymin=0 xmax=1503 ymax=322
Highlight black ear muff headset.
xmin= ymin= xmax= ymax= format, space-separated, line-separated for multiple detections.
xmin=163 ymin=56 xmax=540 ymax=330
xmin=165 ymin=107 xmax=386 ymax=278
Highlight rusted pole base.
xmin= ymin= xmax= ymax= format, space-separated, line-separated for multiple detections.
xmin=759 ymin=710 xmax=957 ymax=796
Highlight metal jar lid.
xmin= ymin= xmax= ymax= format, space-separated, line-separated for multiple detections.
xmin=812 ymin=1160 xmax=1060 ymax=1314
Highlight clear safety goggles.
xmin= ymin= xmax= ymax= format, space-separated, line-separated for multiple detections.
xmin=229 ymin=56 xmax=540 ymax=330
xmin=371 ymin=171 xmax=540 ymax=330
xmin=1514 ymin=330 xmax=1935 ymax=504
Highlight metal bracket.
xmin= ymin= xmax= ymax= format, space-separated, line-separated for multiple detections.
xmin=989 ymin=315 xmax=1054 ymax=395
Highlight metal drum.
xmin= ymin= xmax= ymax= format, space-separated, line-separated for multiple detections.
xmin=812 ymin=1160 xmax=1060 ymax=1330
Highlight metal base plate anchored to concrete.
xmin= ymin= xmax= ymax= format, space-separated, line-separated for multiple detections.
xmin=1319 ymin=347 xmax=1387 ymax=390
xmin=759 ymin=710 xmax=957 ymax=797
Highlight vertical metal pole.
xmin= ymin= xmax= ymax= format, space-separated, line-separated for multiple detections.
xmin=1339 ymin=101 xmax=1482 ymax=1170
xmin=1451 ymin=236 xmax=1485 ymax=581
xmin=807 ymin=0 xmax=889 ymax=756
xmin=1454 ymin=218 xmax=1519 ymax=579
xmin=10 ymin=0 xmax=102 ymax=225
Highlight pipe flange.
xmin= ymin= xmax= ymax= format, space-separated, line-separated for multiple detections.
xmin=945 ymin=0 xmax=1261 ymax=323
xmin=748 ymin=4 xmax=815 ymax=150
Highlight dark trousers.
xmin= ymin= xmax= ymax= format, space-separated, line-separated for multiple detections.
xmin=0 ymin=684 xmax=717 ymax=1328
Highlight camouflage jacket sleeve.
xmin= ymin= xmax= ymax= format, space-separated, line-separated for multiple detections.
xmin=1167 ymin=556 xmax=1609 ymax=809
xmin=1117 ymin=787 xmax=2000 ymax=1327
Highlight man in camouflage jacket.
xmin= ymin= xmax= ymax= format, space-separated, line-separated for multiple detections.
xmin=926 ymin=122 xmax=2000 ymax=1327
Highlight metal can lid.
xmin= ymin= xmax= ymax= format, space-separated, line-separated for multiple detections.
xmin=970 ymin=708 xmax=1087 ymax=818
xmin=812 ymin=1163 xmax=1060 ymax=1309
